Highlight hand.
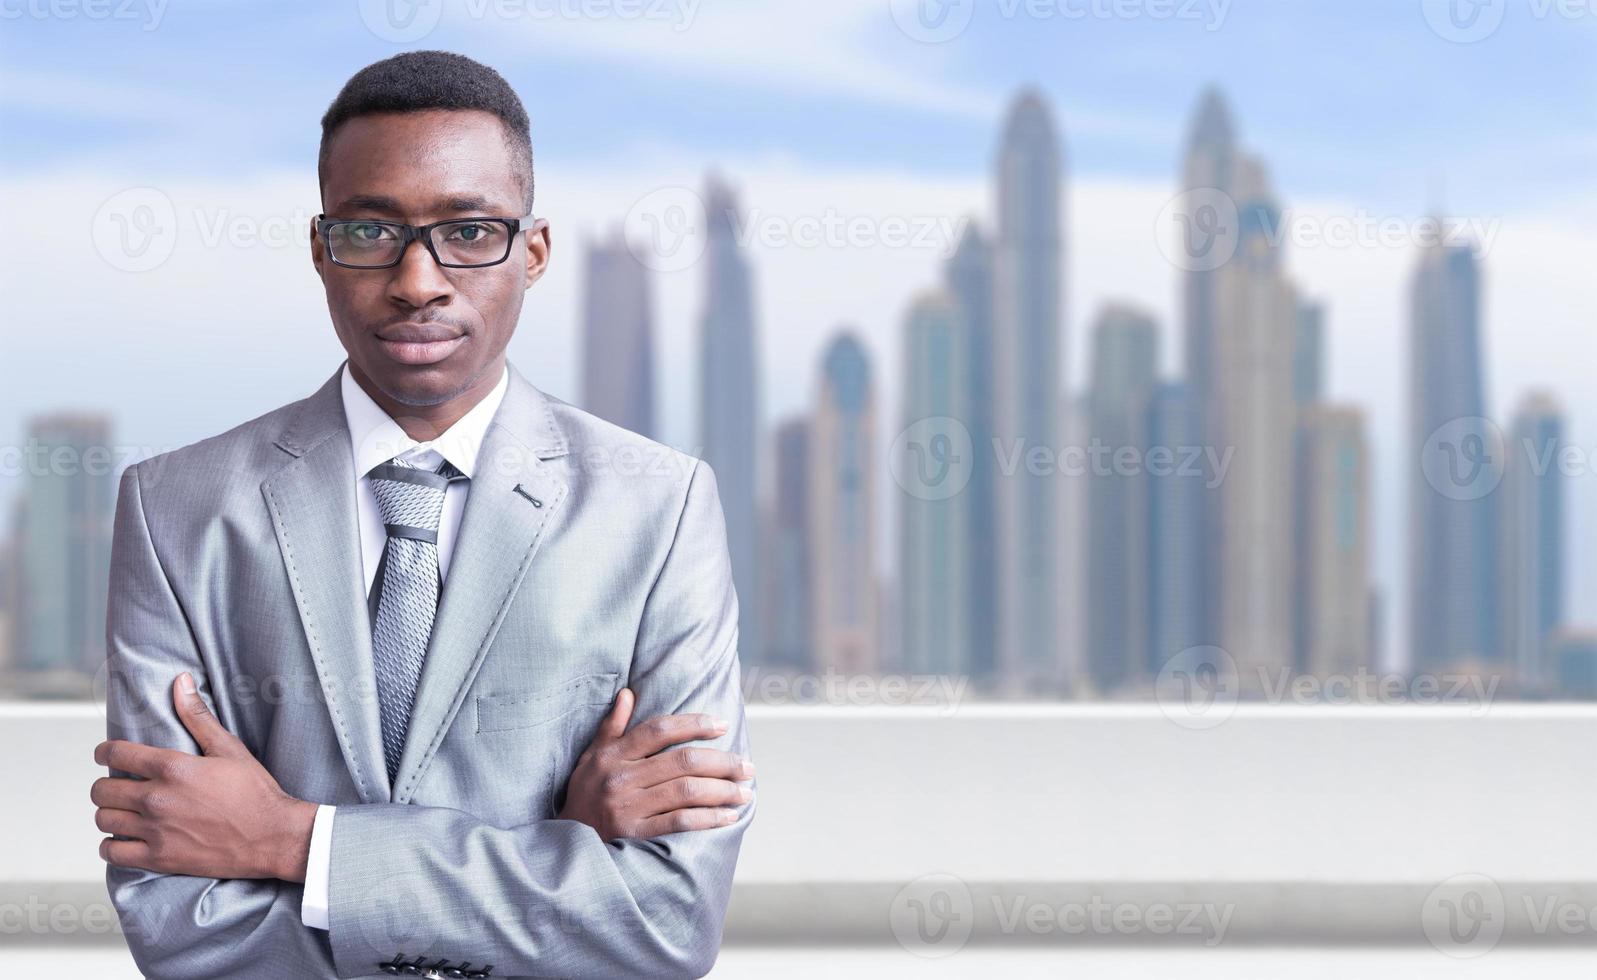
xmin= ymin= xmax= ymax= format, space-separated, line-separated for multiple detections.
xmin=91 ymin=672 xmax=317 ymax=883
xmin=558 ymin=688 xmax=754 ymax=841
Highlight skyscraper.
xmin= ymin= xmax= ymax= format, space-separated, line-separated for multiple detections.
xmin=944 ymin=222 xmax=997 ymax=686
xmin=764 ymin=416 xmax=812 ymax=672
xmin=14 ymin=413 xmax=114 ymax=679
xmin=1500 ymin=392 xmax=1564 ymax=693
xmin=1291 ymin=299 xmax=1325 ymax=674
xmin=811 ymin=332 xmax=877 ymax=676
xmin=1181 ymin=86 xmax=1238 ymax=658
xmin=698 ymin=174 xmax=762 ymax=669
xmin=992 ymin=89 xmax=1064 ymax=692
xmin=1409 ymin=240 xmax=1497 ymax=673
xmin=1146 ymin=382 xmax=1206 ymax=676
xmin=1213 ymin=156 xmax=1297 ymax=694
xmin=898 ymin=290 xmax=969 ymax=679
xmin=580 ymin=228 xmax=655 ymax=439
xmin=1085 ymin=304 xmax=1158 ymax=694
xmin=1183 ymin=87 xmax=1238 ymax=412
xmin=1300 ymin=406 xmax=1372 ymax=678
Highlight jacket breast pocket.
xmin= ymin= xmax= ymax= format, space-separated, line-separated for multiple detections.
xmin=475 ymin=672 xmax=622 ymax=734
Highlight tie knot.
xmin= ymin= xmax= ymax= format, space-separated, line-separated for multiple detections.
xmin=369 ymin=456 xmax=458 ymax=536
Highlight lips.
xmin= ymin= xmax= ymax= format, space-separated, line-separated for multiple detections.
xmin=375 ymin=323 xmax=468 ymax=365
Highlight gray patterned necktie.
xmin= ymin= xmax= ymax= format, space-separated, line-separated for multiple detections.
xmin=368 ymin=455 xmax=461 ymax=786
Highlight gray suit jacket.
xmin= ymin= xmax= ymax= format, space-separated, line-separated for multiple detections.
xmin=103 ymin=362 xmax=754 ymax=979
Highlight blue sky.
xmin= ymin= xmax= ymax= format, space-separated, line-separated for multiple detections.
xmin=4 ymin=0 xmax=1592 ymax=212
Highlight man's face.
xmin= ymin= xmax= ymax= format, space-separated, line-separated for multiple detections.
xmin=312 ymin=109 xmax=550 ymax=408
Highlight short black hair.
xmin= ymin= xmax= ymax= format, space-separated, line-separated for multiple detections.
xmin=318 ymin=50 xmax=534 ymax=211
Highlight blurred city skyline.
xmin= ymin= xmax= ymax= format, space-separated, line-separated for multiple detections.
xmin=2 ymin=1 xmax=1594 ymax=700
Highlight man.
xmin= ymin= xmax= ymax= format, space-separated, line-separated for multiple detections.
xmin=91 ymin=51 xmax=755 ymax=979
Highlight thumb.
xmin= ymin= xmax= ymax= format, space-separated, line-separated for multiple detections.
xmin=598 ymin=687 xmax=635 ymax=742
xmin=173 ymin=672 xmax=245 ymax=759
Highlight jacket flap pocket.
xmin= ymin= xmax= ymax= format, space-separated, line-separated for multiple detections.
xmin=475 ymin=672 xmax=620 ymax=734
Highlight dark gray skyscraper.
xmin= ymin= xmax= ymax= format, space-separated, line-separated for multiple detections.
xmin=944 ymin=222 xmax=996 ymax=685
xmin=992 ymin=89 xmax=1063 ymax=692
xmin=580 ymin=229 xmax=655 ymax=439
xmin=1085 ymin=304 xmax=1158 ymax=694
xmin=811 ymin=332 xmax=876 ymax=676
xmin=1147 ymin=383 xmax=1205 ymax=676
xmin=764 ymin=416 xmax=812 ymax=672
xmin=1409 ymin=240 xmax=1497 ymax=673
xmin=1500 ymin=392 xmax=1563 ymax=692
xmin=898 ymin=290 xmax=969 ymax=679
xmin=1291 ymin=299 xmax=1325 ymax=674
xmin=698 ymin=174 xmax=761 ymax=667
xmin=15 ymin=413 xmax=114 ymax=678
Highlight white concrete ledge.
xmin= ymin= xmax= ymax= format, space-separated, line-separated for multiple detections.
xmin=6 ymin=703 xmax=1594 ymax=946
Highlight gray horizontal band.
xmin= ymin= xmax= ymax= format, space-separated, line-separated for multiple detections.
xmin=385 ymin=523 xmax=439 ymax=544
xmin=368 ymin=462 xmax=452 ymax=490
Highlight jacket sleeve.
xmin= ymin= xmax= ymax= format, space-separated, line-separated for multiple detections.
xmin=325 ymin=459 xmax=756 ymax=979
xmin=103 ymin=462 xmax=340 ymax=978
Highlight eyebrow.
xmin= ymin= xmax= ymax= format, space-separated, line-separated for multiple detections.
xmin=328 ymin=194 xmax=510 ymax=216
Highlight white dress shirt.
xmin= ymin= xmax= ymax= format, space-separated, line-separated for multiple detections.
xmin=301 ymin=361 xmax=510 ymax=931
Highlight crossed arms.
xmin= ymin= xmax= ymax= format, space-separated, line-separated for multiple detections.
xmin=95 ymin=461 xmax=755 ymax=979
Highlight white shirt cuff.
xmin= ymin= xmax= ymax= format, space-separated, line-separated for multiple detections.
xmin=300 ymin=804 xmax=335 ymax=930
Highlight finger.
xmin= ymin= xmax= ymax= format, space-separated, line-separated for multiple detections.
xmin=173 ymin=672 xmax=245 ymax=759
xmin=94 ymin=740 xmax=172 ymax=779
xmin=633 ymin=807 xmax=741 ymax=838
xmin=631 ymin=746 xmax=752 ymax=788
xmin=94 ymin=807 xmax=146 ymax=839
xmin=618 ymin=712 xmax=730 ymax=760
xmin=99 ymin=836 xmax=154 ymax=869
xmin=636 ymin=776 xmax=751 ymax=817
xmin=596 ymin=687 xmax=635 ymax=743
xmin=90 ymin=776 xmax=148 ymax=813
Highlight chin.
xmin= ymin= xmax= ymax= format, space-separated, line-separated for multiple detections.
xmin=361 ymin=363 xmax=469 ymax=409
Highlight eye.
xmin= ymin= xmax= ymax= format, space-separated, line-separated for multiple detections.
xmin=445 ymin=221 xmax=501 ymax=244
xmin=344 ymin=222 xmax=397 ymax=244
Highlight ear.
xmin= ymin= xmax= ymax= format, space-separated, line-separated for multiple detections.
xmin=523 ymin=217 xmax=551 ymax=290
xmin=309 ymin=214 xmax=326 ymax=283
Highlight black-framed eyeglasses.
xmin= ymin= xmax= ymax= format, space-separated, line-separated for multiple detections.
xmin=316 ymin=213 xmax=536 ymax=269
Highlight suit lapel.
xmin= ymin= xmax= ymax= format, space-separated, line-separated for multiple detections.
xmin=261 ymin=368 xmax=391 ymax=804
xmin=390 ymin=366 xmax=571 ymax=803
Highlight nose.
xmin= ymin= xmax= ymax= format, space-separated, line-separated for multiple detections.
xmin=385 ymin=237 xmax=456 ymax=310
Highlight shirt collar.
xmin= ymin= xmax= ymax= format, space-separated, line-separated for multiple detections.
xmin=341 ymin=361 xmax=510 ymax=480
